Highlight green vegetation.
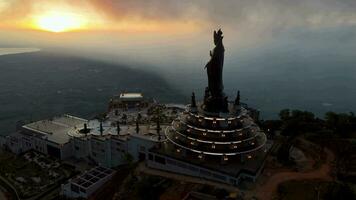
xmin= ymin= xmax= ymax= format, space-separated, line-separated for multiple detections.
xmin=0 ymin=150 xmax=76 ymax=199
xmin=118 ymin=174 xmax=171 ymax=200
xmin=277 ymin=180 xmax=356 ymax=200
xmin=136 ymin=176 xmax=166 ymax=200
xmin=123 ymin=153 xmax=134 ymax=167
xmin=263 ymin=109 xmax=356 ymax=189
xmin=325 ymin=112 xmax=356 ymax=136
xmin=262 ymin=109 xmax=356 ymax=138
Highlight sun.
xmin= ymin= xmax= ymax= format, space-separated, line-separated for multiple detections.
xmin=35 ymin=12 xmax=86 ymax=32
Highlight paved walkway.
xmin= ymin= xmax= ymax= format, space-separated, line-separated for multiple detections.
xmin=255 ymin=147 xmax=335 ymax=200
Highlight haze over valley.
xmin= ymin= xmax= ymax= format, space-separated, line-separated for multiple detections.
xmin=1 ymin=26 xmax=356 ymax=135
xmin=1 ymin=0 xmax=356 ymax=134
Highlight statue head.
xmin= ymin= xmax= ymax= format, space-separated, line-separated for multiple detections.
xmin=214 ymin=29 xmax=223 ymax=46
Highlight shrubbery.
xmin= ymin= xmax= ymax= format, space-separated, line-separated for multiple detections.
xmin=261 ymin=109 xmax=356 ymax=138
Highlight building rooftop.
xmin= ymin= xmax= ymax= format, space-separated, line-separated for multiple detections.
xmin=71 ymin=166 xmax=115 ymax=189
xmin=20 ymin=99 xmax=179 ymax=145
xmin=119 ymin=93 xmax=143 ymax=99
xmin=23 ymin=115 xmax=87 ymax=144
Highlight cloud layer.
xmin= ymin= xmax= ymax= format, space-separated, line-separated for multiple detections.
xmin=1 ymin=0 xmax=356 ymax=32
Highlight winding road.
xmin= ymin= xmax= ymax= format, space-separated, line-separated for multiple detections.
xmin=255 ymin=148 xmax=335 ymax=200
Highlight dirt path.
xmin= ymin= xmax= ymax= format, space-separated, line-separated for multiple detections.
xmin=255 ymin=148 xmax=335 ymax=200
xmin=0 ymin=191 xmax=7 ymax=200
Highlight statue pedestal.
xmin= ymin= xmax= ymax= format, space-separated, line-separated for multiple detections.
xmin=203 ymin=95 xmax=228 ymax=113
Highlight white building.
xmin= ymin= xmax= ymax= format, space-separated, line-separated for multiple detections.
xmin=0 ymin=114 xmax=165 ymax=168
xmin=61 ymin=166 xmax=115 ymax=199
xmin=109 ymin=92 xmax=151 ymax=110
xmin=1 ymin=115 xmax=85 ymax=159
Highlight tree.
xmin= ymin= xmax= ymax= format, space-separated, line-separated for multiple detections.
xmin=325 ymin=112 xmax=356 ymax=136
xmin=136 ymin=177 xmax=163 ymax=200
xmin=325 ymin=183 xmax=356 ymax=200
xmin=216 ymin=189 xmax=229 ymax=200
xmin=124 ymin=153 xmax=134 ymax=165
xmin=279 ymin=109 xmax=290 ymax=121
xmin=279 ymin=109 xmax=318 ymax=136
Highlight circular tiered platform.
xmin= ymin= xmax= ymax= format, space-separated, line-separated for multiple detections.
xmin=165 ymin=102 xmax=267 ymax=163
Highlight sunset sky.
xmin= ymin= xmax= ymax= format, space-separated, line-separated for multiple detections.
xmin=1 ymin=0 xmax=356 ymax=65
xmin=2 ymin=0 xmax=356 ymax=34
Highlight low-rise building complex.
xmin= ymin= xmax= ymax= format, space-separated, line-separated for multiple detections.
xmin=0 ymin=30 xmax=272 ymax=192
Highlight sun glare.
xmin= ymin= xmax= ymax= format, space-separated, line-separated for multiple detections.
xmin=35 ymin=12 xmax=86 ymax=32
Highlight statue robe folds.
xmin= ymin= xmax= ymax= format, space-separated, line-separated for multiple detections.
xmin=203 ymin=29 xmax=228 ymax=113
xmin=205 ymin=30 xmax=225 ymax=97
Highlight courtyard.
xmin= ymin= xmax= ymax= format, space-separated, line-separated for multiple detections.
xmin=0 ymin=150 xmax=77 ymax=200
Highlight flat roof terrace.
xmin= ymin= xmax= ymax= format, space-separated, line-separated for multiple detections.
xmin=119 ymin=93 xmax=143 ymax=99
xmin=71 ymin=166 xmax=115 ymax=190
xmin=68 ymin=119 xmax=168 ymax=142
xmin=22 ymin=115 xmax=87 ymax=145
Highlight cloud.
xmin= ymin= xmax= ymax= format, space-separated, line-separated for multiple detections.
xmin=86 ymin=0 xmax=356 ymax=28
xmin=0 ymin=0 xmax=33 ymax=20
xmin=1 ymin=0 xmax=356 ymax=36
